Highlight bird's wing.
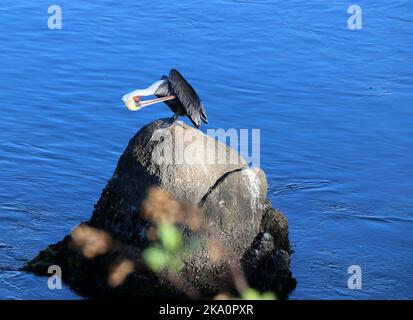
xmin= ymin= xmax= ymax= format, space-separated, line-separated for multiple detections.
xmin=168 ymin=69 xmax=208 ymax=128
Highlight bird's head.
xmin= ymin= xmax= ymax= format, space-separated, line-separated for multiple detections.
xmin=122 ymin=80 xmax=166 ymax=112
xmin=121 ymin=93 xmax=143 ymax=111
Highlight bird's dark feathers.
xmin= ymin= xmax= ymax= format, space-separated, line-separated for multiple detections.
xmin=168 ymin=69 xmax=208 ymax=128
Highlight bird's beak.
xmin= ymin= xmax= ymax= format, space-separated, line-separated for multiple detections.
xmin=122 ymin=94 xmax=176 ymax=111
xmin=134 ymin=95 xmax=176 ymax=108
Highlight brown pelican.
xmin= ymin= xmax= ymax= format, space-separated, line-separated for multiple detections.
xmin=122 ymin=69 xmax=208 ymax=128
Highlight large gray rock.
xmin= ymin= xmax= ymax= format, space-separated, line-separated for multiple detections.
xmin=89 ymin=119 xmax=247 ymax=244
xmin=201 ymin=167 xmax=267 ymax=256
xmin=24 ymin=119 xmax=295 ymax=299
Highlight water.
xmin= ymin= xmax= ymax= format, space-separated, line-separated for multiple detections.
xmin=0 ymin=0 xmax=412 ymax=299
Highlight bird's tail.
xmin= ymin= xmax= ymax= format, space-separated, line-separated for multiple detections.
xmin=200 ymin=106 xmax=208 ymax=124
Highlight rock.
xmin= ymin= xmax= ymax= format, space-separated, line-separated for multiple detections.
xmin=89 ymin=119 xmax=246 ymax=244
xmin=241 ymin=232 xmax=275 ymax=270
xmin=260 ymin=200 xmax=291 ymax=252
xmin=272 ymin=250 xmax=291 ymax=272
xmin=24 ymin=119 xmax=296 ymax=299
xmin=201 ymin=167 xmax=267 ymax=256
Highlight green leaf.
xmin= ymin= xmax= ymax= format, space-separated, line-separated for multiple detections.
xmin=241 ymin=288 xmax=261 ymax=300
xmin=143 ymin=247 xmax=168 ymax=272
xmin=158 ymin=224 xmax=183 ymax=253
xmin=261 ymin=291 xmax=277 ymax=300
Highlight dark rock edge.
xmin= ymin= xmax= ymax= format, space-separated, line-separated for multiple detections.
xmin=23 ymin=199 xmax=296 ymax=299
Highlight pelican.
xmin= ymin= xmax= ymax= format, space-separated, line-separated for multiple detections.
xmin=122 ymin=69 xmax=208 ymax=128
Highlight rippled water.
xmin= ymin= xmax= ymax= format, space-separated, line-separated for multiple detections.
xmin=0 ymin=0 xmax=412 ymax=299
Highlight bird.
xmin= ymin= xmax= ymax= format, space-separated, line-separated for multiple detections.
xmin=122 ymin=69 xmax=208 ymax=128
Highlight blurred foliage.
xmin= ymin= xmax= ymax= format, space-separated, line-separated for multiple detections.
xmin=143 ymin=223 xmax=198 ymax=273
xmin=142 ymin=221 xmax=277 ymax=300
xmin=159 ymin=223 xmax=183 ymax=252
xmin=141 ymin=187 xmax=277 ymax=300
xmin=241 ymin=288 xmax=277 ymax=300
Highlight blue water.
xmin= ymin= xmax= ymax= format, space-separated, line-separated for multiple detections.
xmin=0 ymin=0 xmax=412 ymax=299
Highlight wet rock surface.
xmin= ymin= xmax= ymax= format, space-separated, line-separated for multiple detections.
xmin=24 ymin=119 xmax=296 ymax=299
